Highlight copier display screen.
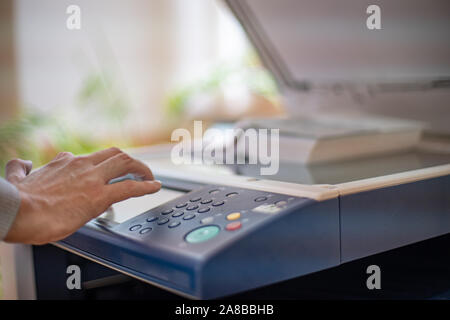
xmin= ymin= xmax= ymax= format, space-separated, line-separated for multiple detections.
xmin=98 ymin=187 xmax=186 ymax=224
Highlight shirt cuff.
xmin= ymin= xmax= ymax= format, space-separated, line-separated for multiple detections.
xmin=0 ymin=178 xmax=21 ymax=241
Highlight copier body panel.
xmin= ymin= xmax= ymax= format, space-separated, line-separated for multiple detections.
xmin=59 ymin=182 xmax=340 ymax=299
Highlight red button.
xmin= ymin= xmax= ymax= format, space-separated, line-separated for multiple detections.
xmin=226 ymin=221 xmax=242 ymax=231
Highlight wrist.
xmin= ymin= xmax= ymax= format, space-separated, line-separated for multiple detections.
xmin=0 ymin=179 xmax=22 ymax=242
xmin=4 ymin=189 xmax=33 ymax=243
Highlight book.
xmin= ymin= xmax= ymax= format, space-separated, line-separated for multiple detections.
xmin=235 ymin=114 xmax=424 ymax=164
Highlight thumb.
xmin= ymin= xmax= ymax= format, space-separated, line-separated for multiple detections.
xmin=5 ymin=159 xmax=33 ymax=184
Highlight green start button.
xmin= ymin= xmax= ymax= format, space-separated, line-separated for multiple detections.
xmin=185 ymin=225 xmax=220 ymax=243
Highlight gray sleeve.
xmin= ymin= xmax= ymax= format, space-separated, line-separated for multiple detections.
xmin=0 ymin=177 xmax=21 ymax=241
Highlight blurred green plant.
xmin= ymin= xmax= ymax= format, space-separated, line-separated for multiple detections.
xmin=0 ymin=111 xmax=47 ymax=173
xmin=0 ymin=69 xmax=131 ymax=175
xmin=77 ymin=70 xmax=129 ymax=122
xmin=0 ymin=110 xmax=105 ymax=175
xmin=165 ymin=50 xmax=279 ymax=118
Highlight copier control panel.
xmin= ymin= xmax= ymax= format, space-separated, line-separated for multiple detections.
xmin=114 ymin=185 xmax=300 ymax=250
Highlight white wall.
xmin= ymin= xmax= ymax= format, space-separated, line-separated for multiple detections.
xmin=14 ymin=0 xmax=248 ymax=136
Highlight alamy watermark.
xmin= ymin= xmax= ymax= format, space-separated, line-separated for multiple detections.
xmin=366 ymin=4 xmax=381 ymax=30
xmin=171 ymin=121 xmax=279 ymax=175
xmin=66 ymin=264 xmax=81 ymax=290
xmin=366 ymin=265 xmax=381 ymax=290
xmin=65 ymin=4 xmax=380 ymax=31
xmin=66 ymin=5 xmax=81 ymax=30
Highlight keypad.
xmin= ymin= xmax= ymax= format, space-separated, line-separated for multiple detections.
xmin=157 ymin=218 xmax=170 ymax=225
xmin=168 ymin=221 xmax=181 ymax=228
xmin=172 ymin=211 xmax=184 ymax=218
xmin=130 ymin=224 xmax=142 ymax=231
xmin=128 ymin=188 xmax=241 ymax=235
xmin=123 ymin=185 xmax=295 ymax=244
xmin=129 ymin=189 xmax=239 ymax=233
xmin=227 ymin=212 xmax=241 ymax=221
xmin=183 ymin=214 xmax=196 ymax=220
xmin=254 ymin=196 xmax=268 ymax=202
xmin=139 ymin=227 xmax=152 ymax=234
xmin=201 ymin=217 xmax=214 ymax=224
xmin=186 ymin=226 xmax=220 ymax=243
xmin=226 ymin=192 xmax=238 ymax=198
xmin=226 ymin=221 xmax=242 ymax=231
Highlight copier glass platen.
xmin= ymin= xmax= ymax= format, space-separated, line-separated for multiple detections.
xmin=54 ymin=0 xmax=450 ymax=299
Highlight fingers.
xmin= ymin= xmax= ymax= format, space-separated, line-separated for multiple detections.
xmin=104 ymin=180 xmax=161 ymax=205
xmin=87 ymin=147 xmax=122 ymax=165
xmin=96 ymin=152 xmax=154 ymax=182
xmin=5 ymin=159 xmax=33 ymax=183
xmin=53 ymin=151 xmax=74 ymax=161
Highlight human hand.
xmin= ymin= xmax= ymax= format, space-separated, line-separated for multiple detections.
xmin=4 ymin=147 xmax=161 ymax=244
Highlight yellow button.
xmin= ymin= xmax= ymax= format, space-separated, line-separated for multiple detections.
xmin=227 ymin=212 xmax=241 ymax=221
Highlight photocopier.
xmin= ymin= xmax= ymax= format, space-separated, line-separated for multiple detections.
xmin=1 ymin=0 xmax=449 ymax=299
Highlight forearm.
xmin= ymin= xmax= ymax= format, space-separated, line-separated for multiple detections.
xmin=0 ymin=177 xmax=21 ymax=240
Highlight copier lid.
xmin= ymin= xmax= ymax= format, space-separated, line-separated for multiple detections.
xmin=225 ymin=0 xmax=450 ymax=90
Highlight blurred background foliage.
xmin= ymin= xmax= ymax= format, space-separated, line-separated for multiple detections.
xmin=0 ymin=51 xmax=279 ymax=175
xmin=0 ymin=110 xmax=102 ymax=174
xmin=165 ymin=51 xmax=279 ymax=118
xmin=0 ymin=0 xmax=283 ymax=177
xmin=0 ymin=69 xmax=132 ymax=175
xmin=77 ymin=70 xmax=130 ymax=123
